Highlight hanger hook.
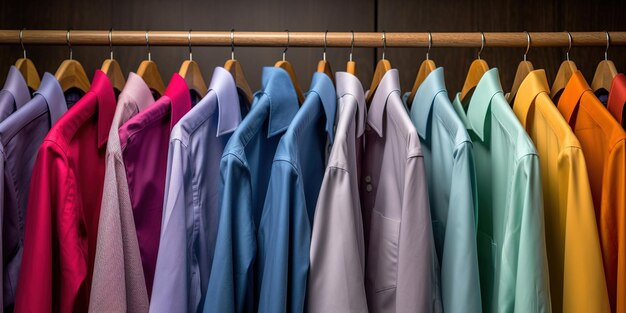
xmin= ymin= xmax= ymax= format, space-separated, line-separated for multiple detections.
xmin=323 ymin=30 xmax=328 ymax=61
xmin=349 ymin=30 xmax=355 ymax=62
xmin=109 ymin=28 xmax=114 ymax=60
xmin=231 ymin=29 xmax=235 ymax=60
xmin=381 ymin=31 xmax=386 ymax=60
xmin=19 ymin=28 xmax=26 ymax=59
xmin=66 ymin=29 xmax=73 ymax=60
xmin=282 ymin=29 xmax=289 ymax=62
xmin=604 ymin=31 xmax=610 ymax=61
xmin=565 ymin=31 xmax=572 ymax=61
xmin=524 ymin=31 xmax=531 ymax=62
xmin=188 ymin=29 xmax=193 ymax=61
xmin=145 ymin=30 xmax=151 ymax=61
xmin=478 ymin=31 xmax=485 ymax=60
xmin=426 ymin=31 xmax=432 ymax=60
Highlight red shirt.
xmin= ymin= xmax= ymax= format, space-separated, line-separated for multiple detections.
xmin=15 ymin=70 xmax=116 ymax=313
xmin=608 ymin=73 xmax=626 ymax=128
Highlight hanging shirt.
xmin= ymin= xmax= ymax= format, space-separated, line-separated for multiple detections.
xmin=0 ymin=66 xmax=30 ymax=123
xmin=0 ymin=72 xmax=65 ymax=311
xmin=257 ymin=72 xmax=336 ymax=313
xmin=451 ymin=68 xmax=551 ymax=313
xmin=513 ymin=69 xmax=610 ymax=313
xmin=118 ymin=74 xmax=191 ymax=298
xmin=203 ymin=67 xmax=299 ymax=313
xmin=608 ymin=73 xmax=626 ymax=128
xmin=307 ymin=71 xmax=367 ymax=313
xmin=556 ymin=71 xmax=626 ymax=313
xmin=361 ymin=69 xmax=441 ymax=313
xmin=150 ymin=67 xmax=246 ymax=313
xmin=402 ymin=67 xmax=482 ymax=313
xmin=89 ymin=72 xmax=155 ymax=313
xmin=15 ymin=70 xmax=116 ymax=313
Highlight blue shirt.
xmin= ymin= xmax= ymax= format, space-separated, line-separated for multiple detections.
xmin=402 ymin=68 xmax=482 ymax=313
xmin=204 ymin=67 xmax=299 ymax=313
xmin=150 ymin=67 xmax=247 ymax=313
xmin=257 ymin=72 xmax=335 ymax=313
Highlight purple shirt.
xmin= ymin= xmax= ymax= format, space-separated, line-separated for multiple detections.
xmin=119 ymin=74 xmax=191 ymax=298
xmin=0 ymin=66 xmax=30 ymax=123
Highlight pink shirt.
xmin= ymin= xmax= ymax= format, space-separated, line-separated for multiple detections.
xmin=118 ymin=74 xmax=191 ymax=297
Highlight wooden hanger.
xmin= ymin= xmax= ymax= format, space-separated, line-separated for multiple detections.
xmin=274 ymin=30 xmax=304 ymax=104
xmin=15 ymin=29 xmax=40 ymax=90
xmin=509 ymin=31 xmax=534 ymax=103
xmin=101 ymin=29 xmax=126 ymax=94
xmin=550 ymin=32 xmax=578 ymax=99
xmin=460 ymin=32 xmax=489 ymax=102
xmin=346 ymin=31 xmax=356 ymax=75
xmin=365 ymin=31 xmax=392 ymax=104
xmin=408 ymin=32 xmax=436 ymax=106
xmin=224 ymin=30 xmax=253 ymax=104
xmin=55 ymin=29 xmax=90 ymax=93
xmin=316 ymin=31 xmax=335 ymax=84
xmin=137 ymin=30 xmax=165 ymax=96
xmin=591 ymin=31 xmax=618 ymax=93
xmin=179 ymin=30 xmax=207 ymax=98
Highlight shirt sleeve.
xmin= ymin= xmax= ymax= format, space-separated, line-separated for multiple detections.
xmin=257 ymin=160 xmax=309 ymax=313
xmin=150 ymin=139 xmax=191 ymax=313
xmin=14 ymin=140 xmax=71 ymax=313
xmin=0 ymin=149 xmax=5 ymax=310
xmin=204 ymin=153 xmax=255 ymax=313
xmin=307 ymin=166 xmax=367 ymax=313
xmin=443 ymin=141 xmax=482 ymax=313
xmin=505 ymin=154 xmax=551 ymax=313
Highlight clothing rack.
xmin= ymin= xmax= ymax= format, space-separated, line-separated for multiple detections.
xmin=1 ymin=30 xmax=626 ymax=48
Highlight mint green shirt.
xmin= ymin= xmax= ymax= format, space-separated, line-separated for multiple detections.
xmin=402 ymin=67 xmax=481 ymax=313
xmin=451 ymin=68 xmax=551 ymax=313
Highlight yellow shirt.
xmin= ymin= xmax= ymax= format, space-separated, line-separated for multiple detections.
xmin=557 ymin=71 xmax=626 ymax=313
xmin=513 ymin=70 xmax=609 ymax=313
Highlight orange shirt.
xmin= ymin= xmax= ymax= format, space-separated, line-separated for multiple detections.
xmin=608 ymin=73 xmax=626 ymax=129
xmin=557 ymin=71 xmax=626 ymax=313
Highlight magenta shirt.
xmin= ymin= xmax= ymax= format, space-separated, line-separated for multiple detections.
xmin=118 ymin=74 xmax=191 ymax=297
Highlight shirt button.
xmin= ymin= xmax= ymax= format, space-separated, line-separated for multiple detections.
xmin=366 ymin=184 xmax=373 ymax=192
xmin=365 ymin=176 xmax=372 ymax=183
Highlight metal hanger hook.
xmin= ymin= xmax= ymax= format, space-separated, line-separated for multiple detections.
xmin=230 ymin=29 xmax=235 ymax=60
xmin=381 ymin=31 xmax=386 ymax=60
xmin=109 ymin=28 xmax=114 ymax=60
xmin=145 ymin=30 xmax=151 ymax=61
xmin=66 ymin=29 xmax=73 ymax=60
xmin=188 ymin=29 xmax=193 ymax=61
xmin=426 ymin=31 xmax=432 ymax=60
xmin=565 ymin=31 xmax=572 ymax=61
xmin=478 ymin=32 xmax=485 ymax=60
xmin=604 ymin=31 xmax=610 ymax=61
xmin=19 ymin=28 xmax=26 ymax=59
xmin=323 ymin=30 xmax=328 ymax=61
xmin=282 ymin=29 xmax=289 ymax=62
xmin=524 ymin=31 xmax=531 ymax=62
xmin=349 ymin=30 xmax=354 ymax=62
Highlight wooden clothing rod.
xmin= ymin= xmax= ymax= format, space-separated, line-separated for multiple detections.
xmin=0 ymin=30 xmax=625 ymax=48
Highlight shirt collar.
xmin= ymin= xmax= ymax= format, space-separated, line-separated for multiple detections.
xmin=407 ymin=67 xmax=447 ymax=139
xmin=2 ymin=66 xmax=31 ymax=109
xmin=557 ymin=71 xmax=590 ymax=126
xmin=91 ymin=70 xmax=117 ymax=149
xmin=368 ymin=69 xmax=401 ymax=137
xmin=451 ymin=92 xmax=472 ymax=130
xmin=513 ymin=69 xmax=551 ymax=127
xmin=257 ymin=67 xmax=299 ymax=138
xmin=121 ymin=72 xmax=155 ymax=111
xmin=34 ymin=72 xmax=67 ymax=125
xmin=306 ymin=72 xmax=337 ymax=143
xmin=207 ymin=66 xmax=242 ymax=137
xmin=163 ymin=73 xmax=192 ymax=130
xmin=336 ymin=71 xmax=365 ymax=136
xmin=466 ymin=68 xmax=503 ymax=141
xmin=608 ymin=73 xmax=626 ymax=125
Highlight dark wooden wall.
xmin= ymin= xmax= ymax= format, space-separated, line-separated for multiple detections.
xmin=1 ymin=0 xmax=626 ymax=95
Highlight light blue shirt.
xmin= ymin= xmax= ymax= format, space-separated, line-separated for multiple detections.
xmin=150 ymin=67 xmax=247 ymax=313
xmin=402 ymin=68 xmax=482 ymax=313
xmin=257 ymin=72 xmax=336 ymax=313
xmin=203 ymin=67 xmax=299 ymax=313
